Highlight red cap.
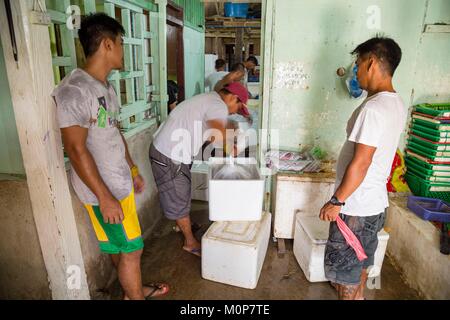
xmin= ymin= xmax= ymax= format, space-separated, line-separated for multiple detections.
xmin=225 ymin=82 xmax=250 ymax=116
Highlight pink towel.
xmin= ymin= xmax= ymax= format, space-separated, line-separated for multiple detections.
xmin=336 ymin=216 xmax=368 ymax=261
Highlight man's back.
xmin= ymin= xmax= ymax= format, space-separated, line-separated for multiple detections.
xmin=205 ymin=71 xmax=228 ymax=92
xmin=153 ymin=92 xmax=228 ymax=164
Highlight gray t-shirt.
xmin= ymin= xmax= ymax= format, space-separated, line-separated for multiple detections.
xmin=153 ymin=92 xmax=228 ymax=164
xmin=52 ymin=68 xmax=132 ymax=205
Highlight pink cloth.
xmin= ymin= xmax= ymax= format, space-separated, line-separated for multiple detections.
xmin=336 ymin=216 xmax=368 ymax=261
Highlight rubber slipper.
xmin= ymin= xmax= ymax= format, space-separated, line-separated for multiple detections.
xmin=183 ymin=246 xmax=201 ymax=257
xmin=144 ymin=283 xmax=170 ymax=300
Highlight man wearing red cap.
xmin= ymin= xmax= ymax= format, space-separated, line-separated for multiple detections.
xmin=149 ymin=82 xmax=249 ymax=257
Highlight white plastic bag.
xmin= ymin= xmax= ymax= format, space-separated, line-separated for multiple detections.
xmin=213 ymin=164 xmax=253 ymax=180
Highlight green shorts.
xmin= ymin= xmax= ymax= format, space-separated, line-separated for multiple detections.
xmin=84 ymin=190 xmax=144 ymax=254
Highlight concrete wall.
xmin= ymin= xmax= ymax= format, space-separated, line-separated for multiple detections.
xmin=0 ymin=125 xmax=162 ymax=299
xmin=265 ymin=0 xmax=450 ymax=159
xmin=0 ymin=178 xmax=51 ymax=299
xmin=386 ymin=196 xmax=450 ymax=300
xmin=184 ymin=26 xmax=205 ymax=99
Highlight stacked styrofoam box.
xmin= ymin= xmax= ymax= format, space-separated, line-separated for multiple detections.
xmin=293 ymin=215 xmax=389 ymax=282
xmin=208 ymin=157 xmax=264 ymax=221
xmin=191 ymin=161 xmax=209 ymax=202
xmin=202 ymin=157 xmax=269 ymax=289
xmin=202 ymin=212 xmax=272 ymax=289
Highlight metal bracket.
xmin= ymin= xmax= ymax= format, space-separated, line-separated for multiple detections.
xmin=30 ymin=0 xmax=50 ymax=25
xmin=30 ymin=11 xmax=51 ymax=25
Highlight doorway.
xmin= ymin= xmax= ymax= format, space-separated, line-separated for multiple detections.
xmin=166 ymin=2 xmax=185 ymax=103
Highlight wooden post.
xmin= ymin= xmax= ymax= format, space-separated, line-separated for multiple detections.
xmin=0 ymin=0 xmax=90 ymax=299
xmin=234 ymin=27 xmax=244 ymax=64
xmin=214 ymin=36 xmax=219 ymax=56
xmin=155 ymin=0 xmax=168 ymax=121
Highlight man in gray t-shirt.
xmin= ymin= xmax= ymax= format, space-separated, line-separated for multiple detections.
xmin=53 ymin=13 xmax=168 ymax=300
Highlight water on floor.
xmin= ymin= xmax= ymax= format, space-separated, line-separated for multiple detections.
xmin=108 ymin=201 xmax=421 ymax=300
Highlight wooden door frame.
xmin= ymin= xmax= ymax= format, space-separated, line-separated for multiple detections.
xmin=166 ymin=1 xmax=185 ymax=102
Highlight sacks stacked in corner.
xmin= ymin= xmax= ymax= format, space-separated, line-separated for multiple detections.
xmin=405 ymin=103 xmax=450 ymax=202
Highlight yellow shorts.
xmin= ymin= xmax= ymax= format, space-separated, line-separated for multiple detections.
xmin=84 ymin=191 xmax=144 ymax=254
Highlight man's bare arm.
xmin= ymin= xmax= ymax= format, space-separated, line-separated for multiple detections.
xmin=61 ymin=126 xmax=123 ymax=223
xmin=119 ymin=131 xmax=135 ymax=169
xmin=334 ymin=143 xmax=377 ymax=202
xmin=207 ymin=119 xmax=237 ymax=156
xmin=119 ymin=131 xmax=145 ymax=193
xmin=319 ymin=143 xmax=376 ymax=221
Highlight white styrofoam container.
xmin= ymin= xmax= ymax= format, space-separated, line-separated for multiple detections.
xmin=201 ymin=212 xmax=271 ymax=289
xmin=191 ymin=161 xmax=209 ymax=202
xmin=273 ymin=174 xmax=335 ymax=239
xmin=293 ymin=215 xmax=390 ymax=282
xmin=208 ymin=157 xmax=264 ymax=221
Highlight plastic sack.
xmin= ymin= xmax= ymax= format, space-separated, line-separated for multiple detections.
xmin=213 ymin=164 xmax=253 ymax=180
xmin=387 ymin=149 xmax=410 ymax=193
xmin=336 ymin=216 xmax=368 ymax=261
xmin=345 ymin=63 xmax=367 ymax=99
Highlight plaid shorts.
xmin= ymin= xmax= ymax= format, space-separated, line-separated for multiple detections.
xmin=324 ymin=210 xmax=386 ymax=286
xmin=149 ymin=144 xmax=192 ymax=220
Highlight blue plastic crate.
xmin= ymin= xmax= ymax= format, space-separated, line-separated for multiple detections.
xmin=407 ymin=196 xmax=450 ymax=222
xmin=224 ymin=3 xmax=249 ymax=18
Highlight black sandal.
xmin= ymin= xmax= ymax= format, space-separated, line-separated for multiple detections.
xmin=144 ymin=283 xmax=170 ymax=299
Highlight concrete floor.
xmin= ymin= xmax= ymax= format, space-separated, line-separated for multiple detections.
xmin=108 ymin=201 xmax=421 ymax=300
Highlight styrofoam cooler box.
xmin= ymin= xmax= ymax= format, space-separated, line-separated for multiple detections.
xmin=191 ymin=161 xmax=209 ymax=201
xmin=273 ymin=173 xmax=336 ymax=239
xmin=208 ymin=157 xmax=264 ymax=221
xmin=293 ymin=215 xmax=390 ymax=282
xmin=201 ymin=212 xmax=271 ymax=289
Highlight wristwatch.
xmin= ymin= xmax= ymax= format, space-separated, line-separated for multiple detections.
xmin=329 ymin=196 xmax=345 ymax=207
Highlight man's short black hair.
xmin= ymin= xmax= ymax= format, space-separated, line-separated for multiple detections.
xmin=246 ymin=56 xmax=258 ymax=66
xmin=167 ymin=80 xmax=179 ymax=106
xmin=215 ymin=59 xmax=226 ymax=70
xmin=351 ymin=35 xmax=402 ymax=76
xmin=78 ymin=13 xmax=125 ymax=57
xmin=230 ymin=62 xmax=245 ymax=72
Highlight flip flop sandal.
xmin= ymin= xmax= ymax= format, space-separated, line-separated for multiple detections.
xmin=182 ymin=246 xmax=201 ymax=257
xmin=144 ymin=283 xmax=170 ymax=300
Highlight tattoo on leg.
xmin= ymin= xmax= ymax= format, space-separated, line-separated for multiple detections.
xmin=338 ymin=284 xmax=359 ymax=300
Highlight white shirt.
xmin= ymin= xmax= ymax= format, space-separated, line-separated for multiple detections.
xmin=335 ymin=92 xmax=407 ymax=217
xmin=205 ymin=71 xmax=228 ymax=92
xmin=153 ymin=92 xmax=229 ymax=164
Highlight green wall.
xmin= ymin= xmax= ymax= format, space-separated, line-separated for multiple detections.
xmin=265 ymin=0 xmax=450 ymax=159
xmin=0 ymin=41 xmax=24 ymax=175
xmin=171 ymin=0 xmax=205 ymax=31
xmin=183 ymin=26 xmax=205 ymax=99
xmin=170 ymin=0 xmax=205 ymax=99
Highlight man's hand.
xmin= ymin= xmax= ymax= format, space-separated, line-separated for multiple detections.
xmin=232 ymin=144 xmax=239 ymax=157
xmin=319 ymin=202 xmax=341 ymax=222
xmin=99 ymin=196 xmax=124 ymax=224
xmin=133 ymin=174 xmax=145 ymax=194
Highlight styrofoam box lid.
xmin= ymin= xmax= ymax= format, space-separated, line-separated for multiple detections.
xmin=204 ymin=212 xmax=270 ymax=245
xmin=297 ymin=215 xmax=389 ymax=245
xmin=191 ymin=161 xmax=209 ymax=174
